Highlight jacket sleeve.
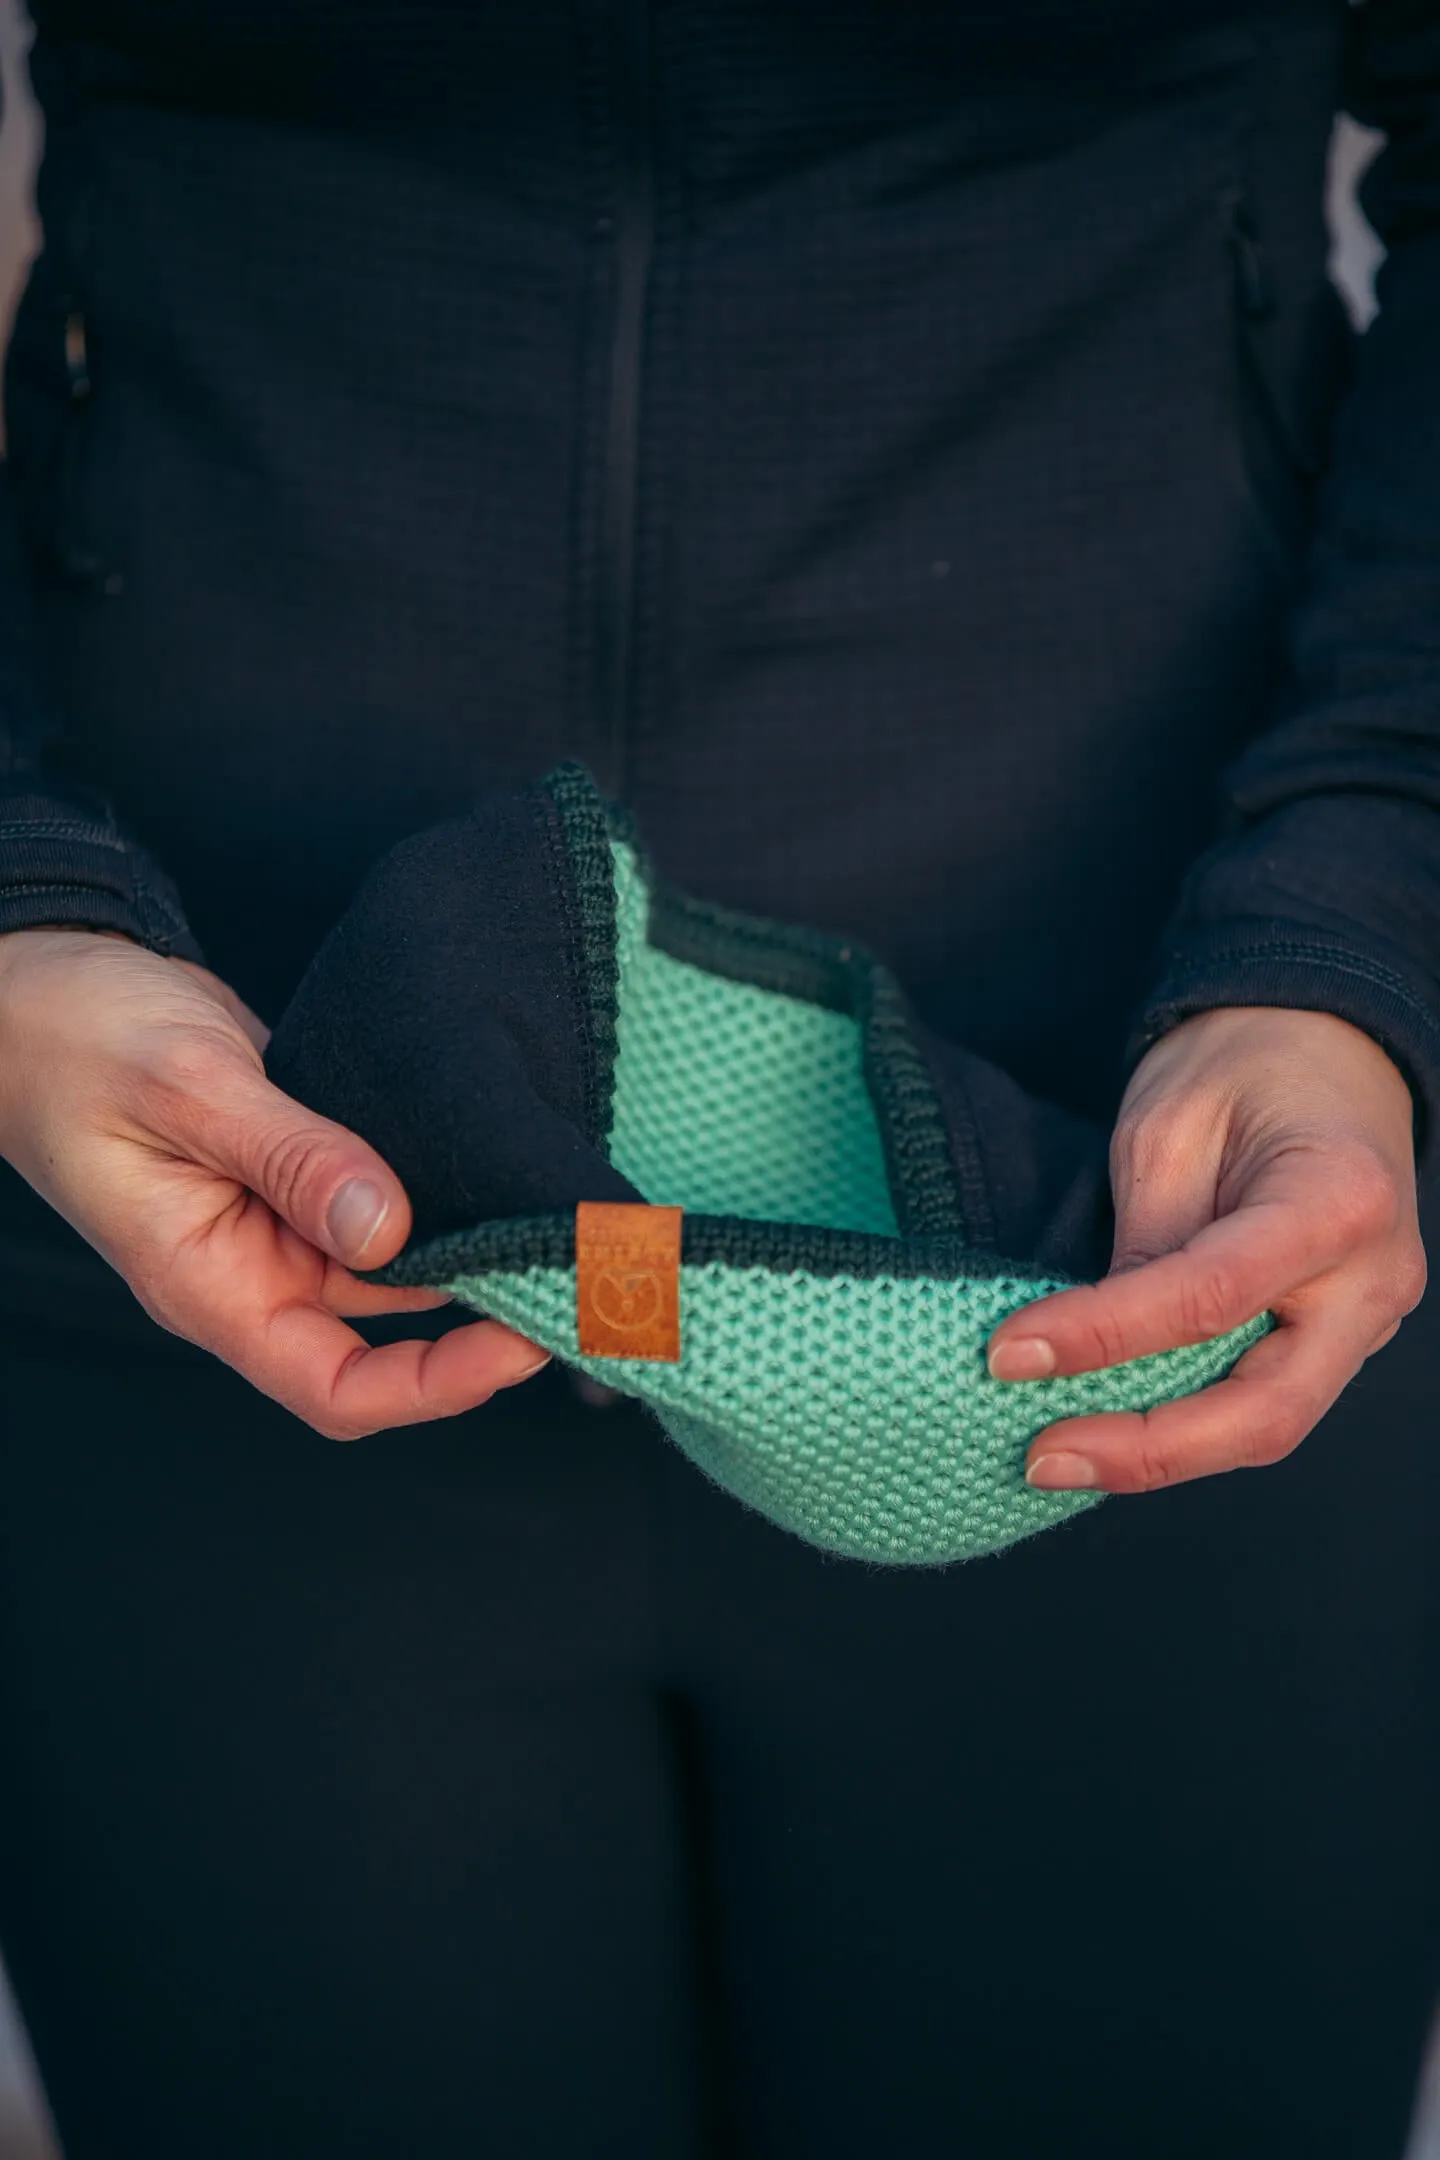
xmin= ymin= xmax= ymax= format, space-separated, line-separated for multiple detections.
xmin=0 ymin=55 xmax=198 ymax=961
xmin=1127 ymin=0 xmax=1440 ymax=1162
xmin=0 ymin=453 xmax=200 ymax=957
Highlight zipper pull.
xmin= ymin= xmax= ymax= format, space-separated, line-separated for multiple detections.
xmin=1222 ymin=189 xmax=1273 ymax=320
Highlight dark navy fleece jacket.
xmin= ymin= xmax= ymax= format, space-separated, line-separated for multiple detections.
xmin=2 ymin=0 xmax=1440 ymax=1291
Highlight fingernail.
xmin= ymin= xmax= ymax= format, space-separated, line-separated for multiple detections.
xmin=1026 ymin=1452 xmax=1097 ymax=1491
xmin=988 ymin=1335 xmax=1056 ymax=1382
xmin=498 ymin=1350 xmax=552 ymax=1389
xmin=326 ymin=1178 xmax=388 ymax=1263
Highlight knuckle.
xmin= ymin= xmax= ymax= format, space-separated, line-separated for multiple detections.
xmin=1390 ymin=1242 xmax=1428 ymax=1317
xmin=1239 ymin=1394 xmax=1310 ymax=1469
xmin=1132 ymin=1438 xmax=1178 ymax=1492
xmin=300 ymin=1348 xmax=391 ymax=1443
xmin=1175 ymin=1264 xmax=1243 ymax=1343
xmin=1354 ymin=1238 xmax=1427 ymax=1333
xmin=302 ymin=1398 xmax=371 ymax=1443
xmin=133 ymin=1030 xmax=249 ymax=1130
xmin=1327 ymin=1152 xmax=1402 ymax=1246
xmin=1078 ymin=1306 xmax=1136 ymax=1371
xmin=1109 ymin=1222 xmax=1172 ymax=1273
xmin=253 ymin=1121 xmax=340 ymax=1220
xmin=141 ymin=1029 xmax=241 ymax=1099
xmin=1111 ymin=1106 xmax=1192 ymax=1197
xmin=321 ymin=1419 xmax=367 ymax=1443
xmin=1240 ymin=1418 xmax=1296 ymax=1471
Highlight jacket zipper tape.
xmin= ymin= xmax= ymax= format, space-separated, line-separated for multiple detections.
xmin=596 ymin=0 xmax=657 ymax=795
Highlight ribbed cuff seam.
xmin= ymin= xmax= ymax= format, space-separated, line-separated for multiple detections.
xmin=1128 ymin=923 xmax=1440 ymax=1175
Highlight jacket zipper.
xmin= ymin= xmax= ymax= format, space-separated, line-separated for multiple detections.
xmin=596 ymin=0 xmax=656 ymax=796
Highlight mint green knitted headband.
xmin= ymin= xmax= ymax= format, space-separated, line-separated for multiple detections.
xmin=375 ymin=769 xmax=1265 ymax=1567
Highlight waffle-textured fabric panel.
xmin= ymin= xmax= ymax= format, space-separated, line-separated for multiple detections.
xmin=354 ymin=767 xmax=1269 ymax=1567
xmin=608 ymin=840 xmax=898 ymax=1236
xmin=447 ymin=1251 xmax=1266 ymax=1565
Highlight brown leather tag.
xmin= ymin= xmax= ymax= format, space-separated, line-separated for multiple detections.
xmin=575 ymin=1201 xmax=683 ymax=1362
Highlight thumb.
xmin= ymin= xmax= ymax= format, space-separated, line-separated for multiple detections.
xmin=160 ymin=1055 xmax=414 ymax=1269
xmin=1107 ymin=1123 xmax=1219 ymax=1278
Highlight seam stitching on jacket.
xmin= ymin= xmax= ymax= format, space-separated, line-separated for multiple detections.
xmin=1160 ymin=941 xmax=1439 ymax=1031
xmin=0 ymin=821 xmax=125 ymax=849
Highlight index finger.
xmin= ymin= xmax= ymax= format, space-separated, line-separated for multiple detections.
xmin=247 ymin=1302 xmax=550 ymax=1439
xmin=1023 ymin=1288 xmax=1378 ymax=1491
xmin=987 ymin=1194 xmax=1336 ymax=1380
xmin=312 ymin=1255 xmax=453 ymax=1319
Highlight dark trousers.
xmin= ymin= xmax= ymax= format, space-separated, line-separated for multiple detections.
xmin=0 ymin=1285 xmax=1435 ymax=2159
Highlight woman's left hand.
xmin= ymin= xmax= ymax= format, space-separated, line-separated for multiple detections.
xmin=985 ymin=1005 xmax=1427 ymax=1493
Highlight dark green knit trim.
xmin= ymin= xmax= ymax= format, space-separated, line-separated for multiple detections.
xmin=373 ymin=1212 xmax=1064 ymax=1291
xmin=531 ymin=783 xmax=605 ymax=1150
xmin=541 ymin=764 xmax=622 ymax=1144
xmin=539 ymin=764 xmax=976 ymax=1244
xmin=647 ymin=895 xmax=969 ymax=1239
xmin=647 ymin=882 xmax=860 ymax=1012
xmin=855 ymin=967 xmax=989 ymax=1245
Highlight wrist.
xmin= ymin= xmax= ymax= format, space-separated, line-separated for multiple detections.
xmin=0 ymin=922 xmax=134 ymax=986
xmin=1124 ymin=1002 xmax=1417 ymax=1167
xmin=1159 ymin=1003 xmax=1412 ymax=1085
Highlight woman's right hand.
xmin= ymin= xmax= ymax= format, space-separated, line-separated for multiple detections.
xmin=0 ymin=928 xmax=549 ymax=1436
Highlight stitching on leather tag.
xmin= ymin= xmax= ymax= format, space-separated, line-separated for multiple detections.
xmin=575 ymin=1201 xmax=683 ymax=1362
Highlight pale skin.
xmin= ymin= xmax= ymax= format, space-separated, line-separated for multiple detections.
xmin=0 ymin=928 xmax=551 ymax=1439
xmin=0 ymin=928 xmax=1426 ymax=1478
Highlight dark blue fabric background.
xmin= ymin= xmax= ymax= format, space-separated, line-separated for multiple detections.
xmin=0 ymin=11 xmax=1438 ymax=2153
xmin=1 ymin=2 xmax=1439 ymax=1133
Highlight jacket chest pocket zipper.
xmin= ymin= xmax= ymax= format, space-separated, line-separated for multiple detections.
xmin=1221 ymin=186 xmax=1316 ymax=578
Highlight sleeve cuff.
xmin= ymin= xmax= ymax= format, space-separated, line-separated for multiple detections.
xmin=0 ymin=787 xmax=203 ymax=962
xmin=1125 ymin=916 xmax=1440 ymax=1176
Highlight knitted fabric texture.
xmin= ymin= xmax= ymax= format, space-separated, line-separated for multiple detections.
xmin=301 ymin=766 xmax=1269 ymax=1567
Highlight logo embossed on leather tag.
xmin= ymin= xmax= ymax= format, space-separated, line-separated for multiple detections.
xmin=576 ymin=1202 xmax=683 ymax=1362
